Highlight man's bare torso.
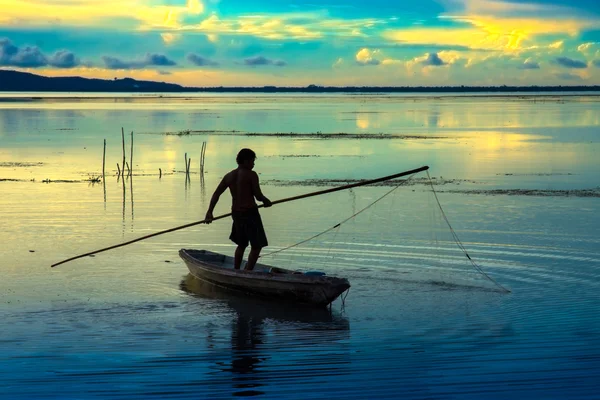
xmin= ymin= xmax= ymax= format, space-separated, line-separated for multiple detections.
xmin=224 ymin=168 xmax=257 ymax=211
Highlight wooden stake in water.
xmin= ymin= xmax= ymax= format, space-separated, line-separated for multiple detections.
xmin=102 ymin=139 xmax=106 ymax=180
xmin=130 ymin=131 xmax=133 ymax=177
xmin=159 ymin=168 xmax=162 ymax=179
xmin=50 ymin=166 xmax=430 ymax=267
xmin=200 ymin=142 xmax=207 ymax=175
xmin=116 ymin=163 xmax=121 ymax=177
xmin=121 ymin=127 xmax=126 ymax=178
xmin=184 ymin=152 xmax=188 ymax=176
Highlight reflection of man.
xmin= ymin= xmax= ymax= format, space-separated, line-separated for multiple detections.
xmin=232 ymin=314 xmax=264 ymax=374
xmin=205 ymin=148 xmax=272 ymax=271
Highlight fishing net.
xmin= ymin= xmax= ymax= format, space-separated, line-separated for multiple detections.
xmin=259 ymin=171 xmax=509 ymax=293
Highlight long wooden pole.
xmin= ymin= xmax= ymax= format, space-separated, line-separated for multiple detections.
xmin=51 ymin=165 xmax=428 ymax=268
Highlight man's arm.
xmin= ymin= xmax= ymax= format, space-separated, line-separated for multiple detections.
xmin=251 ymin=172 xmax=272 ymax=207
xmin=205 ymin=175 xmax=229 ymax=223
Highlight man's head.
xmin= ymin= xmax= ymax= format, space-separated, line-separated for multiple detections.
xmin=236 ymin=148 xmax=256 ymax=169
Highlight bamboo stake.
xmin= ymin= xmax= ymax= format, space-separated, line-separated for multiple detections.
xmin=50 ymin=166 xmax=429 ymax=268
xmin=130 ymin=131 xmax=133 ymax=177
xmin=121 ymin=128 xmax=126 ymax=178
xmin=184 ymin=152 xmax=188 ymax=175
xmin=116 ymin=163 xmax=121 ymax=177
xmin=199 ymin=144 xmax=203 ymax=175
xmin=187 ymin=158 xmax=191 ymax=178
xmin=200 ymin=142 xmax=206 ymax=174
xmin=159 ymin=168 xmax=162 ymax=179
xmin=102 ymin=139 xmax=106 ymax=180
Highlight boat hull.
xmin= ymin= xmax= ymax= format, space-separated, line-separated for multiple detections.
xmin=179 ymin=249 xmax=350 ymax=307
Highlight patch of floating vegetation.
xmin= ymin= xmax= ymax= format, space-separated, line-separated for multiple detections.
xmin=0 ymin=162 xmax=44 ymax=167
xmin=149 ymin=130 xmax=451 ymax=140
xmin=146 ymin=129 xmax=240 ymax=136
xmin=339 ymin=111 xmax=387 ymax=114
xmin=1 ymin=177 xmax=104 ymax=183
xmin=41 ymin=179 xmax=81 ymax=183
xmin=242 ymin=132 xmax=448 ymax=140
xmin=264 ymin=154 xmax=366 ymax=159
xmin=264 ymin=177 xmax=475 ymax=187
xmin=498 ymin=172 xmax=575 ymax=176
xmin=441 ymin=188 xmax=600 ymax=197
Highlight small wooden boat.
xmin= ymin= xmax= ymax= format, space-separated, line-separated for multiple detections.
xmin=179 ymin=249 xmax=351 ymax=307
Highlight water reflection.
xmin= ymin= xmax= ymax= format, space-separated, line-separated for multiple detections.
xmin=180 ymin=275 xmax=350 ymax=397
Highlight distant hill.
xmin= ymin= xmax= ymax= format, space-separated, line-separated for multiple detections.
xmin=1 ymin=69 xmax=600 ymax=93
xmin=0 ymin=70 xmax=185 ymax=92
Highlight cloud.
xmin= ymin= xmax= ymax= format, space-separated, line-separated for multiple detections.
xmin=518 ymin=59 xmax=540 ymax=69
xmin=48 ymin=50 xmax=79 ymax=68
xmin=0 ymin=0 xmax=206 ymax=30
xmin=555 ymin=72 xmax=583 ymax=81
xmin=102 ymin=53 xmax=177 ymax=69
xmin=161 ymin=33 xmax=182 ymax=45
xmin=355 ymin=48 xmax=380 ymax=66
xmin=421 ymin=52 xmax=445 ymax=66
xmin=147 ymin=54 xmax=177 ymax=66
xmin=0 ymin=38 xmax=45 ymax=67
xmin=243 ymin=55 xmax=286 ymax=67
xmin=359 ymin=43 xmax=490 ymax=52
xmin=187 ymin=53 xmax=219 ymax=67
xmin=578 ymin=42 xmax=600 ymax=57
xmin=0 ymin=38 xmax=80 ymax=68
xmin=405 ymin=52 xmax=452 ymax=69
xmin=180 ymin=12 xmax=388 ymax=41
xmin=555 ymin=56 xmax=587 ymax=69
xmin=548 ymin=41 xmax=564 ymax=50
xmin=383 ymin=0 xmax=600 ymax=54
xmin=187 ymin=0 xmax=204 ymax=15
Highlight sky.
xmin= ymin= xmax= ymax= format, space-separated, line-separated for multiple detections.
xmin=1 ymin=0 xmax=600 ymax=86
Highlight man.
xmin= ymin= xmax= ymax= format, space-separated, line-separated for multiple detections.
xmin=205 ymin=148 xmax=272 ymax=271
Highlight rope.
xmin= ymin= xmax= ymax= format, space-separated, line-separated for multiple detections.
xmin=341 ymin=287 xmax=350 ymax=309
xmin=260 ymin=176 xmax=415 ymax=259
xmin=426 ymin=171 xmax=511 ymax=293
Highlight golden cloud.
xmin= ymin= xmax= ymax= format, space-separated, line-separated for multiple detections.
xmin=355 ymin=48 xmax=381 ymax=65
xmin=384 ymin=0 xmax=599 ymax=52
xmin=578 ymin=42 xmax=599 ymax=55
xmin=0 ymin=0 xmax=205 ymax=28
xmin=176 ymin=12 xmax=387 ymax=40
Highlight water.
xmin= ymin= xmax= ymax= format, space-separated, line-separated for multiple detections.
xmin=1 ymin=93 xmax=599 ymax=399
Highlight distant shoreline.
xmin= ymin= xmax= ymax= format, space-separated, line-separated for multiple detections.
xmin=1 ymin=92 xmax=599 ymax=102
xmin=2 ymin=88 xmax=600 ymax=95
xmin=1 ymin=69 xmax=600 ymax=94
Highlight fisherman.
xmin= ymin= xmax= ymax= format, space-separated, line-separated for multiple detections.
xmin=205 ymin=148 xmax=272 ymax=271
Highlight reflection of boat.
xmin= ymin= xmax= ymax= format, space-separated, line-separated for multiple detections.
xmin=179 ymin=249 xmax=351 ymax=307
xmin=180 ymin=274 xmax=350 ymax=326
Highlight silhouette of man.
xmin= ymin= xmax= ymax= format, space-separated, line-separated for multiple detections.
xmin=205 ymin=148 xmax=272 ymax=270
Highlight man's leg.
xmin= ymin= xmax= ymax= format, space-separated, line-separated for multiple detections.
xmin=234 ymin=245 xmax=247 ymax=270
xmin=245 ymin=246 xmax=262 ymax=271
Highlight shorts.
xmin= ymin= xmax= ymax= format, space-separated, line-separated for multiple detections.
xmin=229 ymin=207 xmax=268 ymax=248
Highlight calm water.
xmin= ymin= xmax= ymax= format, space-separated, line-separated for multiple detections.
xmin=1 ymin=93 xmax=599 ymax=399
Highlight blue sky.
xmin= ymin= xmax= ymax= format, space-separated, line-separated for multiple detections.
xmin=1 ymin=0 xmax=600 ymax=86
